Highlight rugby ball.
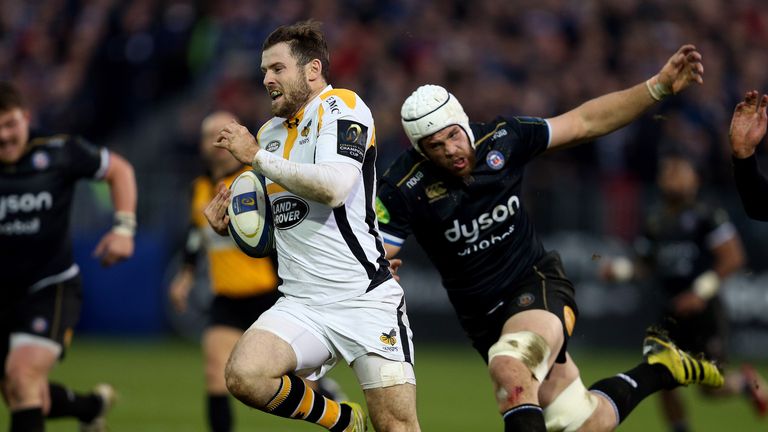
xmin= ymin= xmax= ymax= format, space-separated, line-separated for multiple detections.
xmin=227 ymin=170 xmax=275 ymax=258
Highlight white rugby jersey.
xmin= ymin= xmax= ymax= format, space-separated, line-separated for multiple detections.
xmin=256 ymin=85 xmax=391 ymax=304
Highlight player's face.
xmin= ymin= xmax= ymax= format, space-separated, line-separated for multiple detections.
xmin=261 ymin=42 xmax=312 ymax=119
xmin=420 ymin=125 xmax=475 ymax=177
xmin=0 ymin=108 xmax=30 ymax=164
xmin=658 ymin=157 xmax=699 ymax=203
xmin=200 ymin=113 xmax=240 ymax=170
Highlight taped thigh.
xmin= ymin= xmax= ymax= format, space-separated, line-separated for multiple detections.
xmin=543 ymin=377 xmax=599 ymax=432
xmin=488 ymin=331 xmax=552 ymax=382
xmin=352 ymin=353 xmax=416 ymax=390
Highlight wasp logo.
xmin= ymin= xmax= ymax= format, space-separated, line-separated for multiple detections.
xmin=380 ymin=329 xmax=397 ymax=346
xmin=301 ymin=119 xmax=312 ymax=137
xmin=240 ymin=197 xmax=255 ymax=206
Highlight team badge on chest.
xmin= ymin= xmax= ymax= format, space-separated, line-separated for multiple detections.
xmin=32 ymin=151 xmax=50 ymax=170
xmin=486 ymin=150 xmax=505 ymax=170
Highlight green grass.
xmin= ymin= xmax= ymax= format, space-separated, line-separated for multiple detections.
xmin=3 ymin=338 xmax=766 ymax=431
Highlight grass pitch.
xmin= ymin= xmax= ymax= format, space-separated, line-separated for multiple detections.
xmin=4 ymin=338 xmax=765 ymax=431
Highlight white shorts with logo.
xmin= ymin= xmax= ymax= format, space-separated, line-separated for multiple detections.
xmin=251 ymin=278 xmax=415 ymax=380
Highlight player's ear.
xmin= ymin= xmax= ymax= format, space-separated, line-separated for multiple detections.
xmin=306 ymin=58 xmax=322 ymax=82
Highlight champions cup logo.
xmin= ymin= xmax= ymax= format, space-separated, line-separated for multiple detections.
xmin=231 ymin=192 xmax=257 ymax=215
xmin=345 ymin=123 xmax=363 ymax=144
xmin=380 ymin=329 xmax=397 ymax=346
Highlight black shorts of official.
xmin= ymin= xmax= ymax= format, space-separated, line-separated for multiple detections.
xmin=660 ymin=296 xmax=729 ymax=364
xmin=458 ymin=251 xmax=579 ymax=365
xmin=208 ymin=290 xmax=282 ymax=331
xmin=0 ymin=276 xmax=82 ymax=379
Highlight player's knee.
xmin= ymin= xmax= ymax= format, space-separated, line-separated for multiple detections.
xmin=487 ymin=331 xmax=552 ymax=409
xmin=224 ymin=355 xmax=254 ymax=401
xmin=4 ymin=364 xmax=44 ymax=403
xmin=488 ymin=331 xmax=551 ymax=383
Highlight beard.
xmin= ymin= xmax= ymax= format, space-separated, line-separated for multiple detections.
xmin=271 ymin=70 xmax=312 ymax=118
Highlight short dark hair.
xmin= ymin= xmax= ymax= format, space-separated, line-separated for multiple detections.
xmin=263 ymin=20 xmax=330 ymax=82
xmin=0 ymin=82 xmax=24 ymax=112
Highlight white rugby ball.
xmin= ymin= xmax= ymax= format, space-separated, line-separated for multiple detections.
xmin=227 ymin=170 xmax=275 ymax=258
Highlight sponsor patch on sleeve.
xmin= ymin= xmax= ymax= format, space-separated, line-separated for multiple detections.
xmin=337 ymin=119 xmax=367 ymax=163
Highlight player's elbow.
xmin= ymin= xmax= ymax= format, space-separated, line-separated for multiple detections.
xmin=105 ymin=152 xmax=136 ymax=184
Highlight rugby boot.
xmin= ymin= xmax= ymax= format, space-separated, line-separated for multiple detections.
xmin=642 ymin=327 xmax=724 ymax=388
xmin=341 ymin=401 xmax=368 ymax=431
xmin=80 ymin=383 xmax=117 ymax=432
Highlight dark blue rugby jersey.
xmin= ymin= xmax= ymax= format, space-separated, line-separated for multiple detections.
xmin=377 ymin=116 xmax=550 ymax=315
xmin=635 ymin=202 xmax=736 ymax=297
xmin=1 ymin=134 xmax=108 ymax=297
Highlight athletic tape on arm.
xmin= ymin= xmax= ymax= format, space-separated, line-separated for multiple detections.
xmin=253 ymin=150 xmax=359 ymax=207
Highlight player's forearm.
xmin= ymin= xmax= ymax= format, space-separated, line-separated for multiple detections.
xmin=253 ymin=150 xmax=358 ymax=207
xmin=104 ymin=153 xmax=137 ymax=214
xmin=573 ymin=80 xmax=657 ymax=141
xmin=733 ymin=155 xmax=768 ymax=221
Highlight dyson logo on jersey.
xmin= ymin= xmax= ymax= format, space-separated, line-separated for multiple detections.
xmin=0 ymin=192 xmax=53 ymax=221
xmin=444 ymin=195 xmax=520 ymax=243
xmin=272 ymin=196 xmax=309 ymax=229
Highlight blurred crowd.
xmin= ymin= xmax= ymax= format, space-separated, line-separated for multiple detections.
xmin=2 ymin=0 xmax=768 ymax=246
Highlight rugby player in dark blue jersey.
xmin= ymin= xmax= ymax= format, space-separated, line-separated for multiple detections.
xmin=0 ymin=82 xmax=136 ymax=432
xmin=730 ymin=90 xmax=768 ymax=221
xmin=377 ymin=45 xmax=723 ymax=432
xmin=602 ymin=151 xmax=767 ymax=430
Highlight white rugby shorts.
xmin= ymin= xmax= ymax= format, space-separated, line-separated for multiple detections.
xmin=251 ymin=278 xmax=414 ymax=380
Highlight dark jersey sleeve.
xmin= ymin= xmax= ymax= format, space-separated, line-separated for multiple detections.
xmin=733 ymin=155 xmax=768 ymax=221
xmin=376 ymin=179 xmax=412 ymax=248
xmin=181 ymin=223 xmax=203 ymax=267
xmin=701 ymin=206 xmax=735 ymax=249
xmin=65 ymin=136 xmax=107 ymax=181
xmin=504 ymin=116 xmax=551 ymax=164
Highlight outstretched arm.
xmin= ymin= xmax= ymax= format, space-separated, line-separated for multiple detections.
xmin=546 ymin=45 xmax=704 ymax=150
xmin=730 ymin=91 xmax=768 ymax=221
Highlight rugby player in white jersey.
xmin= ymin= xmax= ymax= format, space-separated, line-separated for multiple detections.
xmin=203 ymin=21 xmax=419 ymax=432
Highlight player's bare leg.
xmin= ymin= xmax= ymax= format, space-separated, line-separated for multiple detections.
xmin=537 ymin=354 xmax=617 ymax=432
xmin=363 ymin=383 xmax=419 ymax=432
xmin=226 ymin=328 xmax=364 ymax=431
xmin=203 ymin=325 xmax=241 ymax=431
xmin=4 ymin=344 xmax=58 ymax=430
xmin=489 ymin=309 xmax=564 ymax=431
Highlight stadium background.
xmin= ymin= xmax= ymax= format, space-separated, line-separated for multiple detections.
xmin=2 ymin=0 xmax=768 ymax=430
